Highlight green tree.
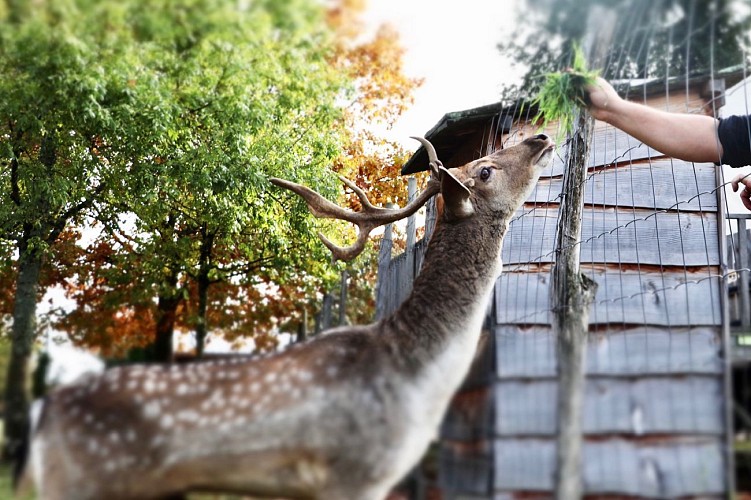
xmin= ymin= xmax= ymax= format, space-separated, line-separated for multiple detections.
xmin=0 ymin=0 xmax=145 ymax=459
xmin=56 ymin=0 xmax=423 ymax=360
xmin=0 ymin=0 xmax=346 ymax=458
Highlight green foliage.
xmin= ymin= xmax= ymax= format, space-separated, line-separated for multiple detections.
xmin=0 ymin=0 xmax=355 ymax=355
xmin=0 ymin=0 xmax=412 ymax=358
xmin=532 ymin=45 xmax=599 ymax=139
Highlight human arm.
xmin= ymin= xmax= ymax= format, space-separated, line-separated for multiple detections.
xmin=585 ymin=77 xmax=723 ymax=163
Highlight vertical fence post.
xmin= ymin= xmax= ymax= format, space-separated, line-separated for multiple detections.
xmin=552 ymin=8 xmax=612 ymax=499
xmin=317 ymin=293 xmax=333 ymax=334
xmin=375 ymin=211 xmax=395 ymax=320
xmin=297 ymin=307 xmax=307 ymax=343
xmin=338 ymin=270 xmax=348 ymax=326
xmin=406 ymin=177 xmax=418 ymax=278
xmin=739 ymin=220 xmax=750 ymax=329
xmin=552 ymin=105 xmax=598 ymax=500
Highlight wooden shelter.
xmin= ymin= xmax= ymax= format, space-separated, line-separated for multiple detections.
xmin=378 ymin=69 xmax=747 ymax=498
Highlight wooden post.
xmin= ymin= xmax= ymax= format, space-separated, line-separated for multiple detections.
xmin=317 ymin=293 xmax=333 ymax=333
xmin=552 ymin=7 xmax=611 ymax=499
xmin=297 ymin=307 xmax=308 ymax=343
xmin=551 ymin=113 xmax=597 ymax=497
xmin=406 ymin=177 xmax=418 ymax=278
xmin=338 ymin=269 xmax=348 ymax=326
xmin=424 ymin=196 xmax=437 ymax=241
xmin=375 ymin=208 xmax=395 ymax=320
xmin=739 ymin=221 xmax=750 ymax=329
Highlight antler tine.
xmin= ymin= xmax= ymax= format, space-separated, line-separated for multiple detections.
xmin=317 ymin=229 xmax=370 ymax=262
xmin=269 ymin=178 xmax=357 ymax=222
xmin=410 ymin=136 xmax=442 ymax=176
xmin=270 ymin=173 xmax=440 ymax=262
xmin=338 ymin=175 xmax=377 ymax=211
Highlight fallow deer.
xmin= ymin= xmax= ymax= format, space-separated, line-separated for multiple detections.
xmin=19 ymin=134 xmax=554 ymax=499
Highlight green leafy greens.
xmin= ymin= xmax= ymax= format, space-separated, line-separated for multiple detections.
xmin=532 ymin=45 xmax=600 ymax=140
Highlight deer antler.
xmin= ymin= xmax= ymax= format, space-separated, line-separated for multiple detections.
xmin=270 ymin=137 xmax=442 ymax=262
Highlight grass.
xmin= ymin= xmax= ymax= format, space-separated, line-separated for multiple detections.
xmin=0 ymin=461 xmax=33 ymax=500
xmin=532 ymin=44 xmax=600 ymax=141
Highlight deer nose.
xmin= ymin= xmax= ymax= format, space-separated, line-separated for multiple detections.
xmin=532 ymin=133 xmax=549 ymax=141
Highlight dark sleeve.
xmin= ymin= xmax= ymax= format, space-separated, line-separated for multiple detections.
xmin=718 ymin=115 xmax=751 ymax=167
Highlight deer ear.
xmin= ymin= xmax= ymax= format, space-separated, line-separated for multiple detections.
xmin=439 ymin=166 xmax=475 ymax=219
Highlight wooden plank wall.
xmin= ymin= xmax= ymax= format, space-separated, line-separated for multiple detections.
xmin=478 ymin=120 xmax=728 ymax=499
xmin=376 ymin=91 xmax=728 ymax=499
xmin=439 ymin=120 xmax=728 ymax=499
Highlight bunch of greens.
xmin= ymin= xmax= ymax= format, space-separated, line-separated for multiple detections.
xmin=531 ymin=45 xmax=600 ymax=140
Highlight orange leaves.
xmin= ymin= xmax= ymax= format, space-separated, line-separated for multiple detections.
xmin=330 ymin=19 xmax=423 ymax=127
xmin=326 ymin=0 xmax=367 ymax=39
xmin=344 ymin=25 xmax=422 ymax=126
xmin=325 ymin=0 xmax=426 ymax=214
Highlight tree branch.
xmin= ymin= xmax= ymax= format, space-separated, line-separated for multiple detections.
xmin=46 ymin=183 xmax=107 ymax=245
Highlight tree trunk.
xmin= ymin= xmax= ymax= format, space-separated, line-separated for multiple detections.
xmin=194 ymin=228 xmax=214 ymax=358
xmin=3 ymin=240 xmax=42 ymax=462
xmin=195 ymin=272 xmax=209 ymax=358
xmin=148 ymin=271 xmax=180 ymax=363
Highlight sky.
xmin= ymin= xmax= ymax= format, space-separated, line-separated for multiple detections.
xmin=362 ymin=0 xmax=524 ymax=149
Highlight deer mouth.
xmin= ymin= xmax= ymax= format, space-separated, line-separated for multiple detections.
xmin=534 ymin=141 xmax=555 ymax=167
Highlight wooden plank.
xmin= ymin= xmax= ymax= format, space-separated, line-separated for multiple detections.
xmin=494 ymin=437 xmax=725 ymax=496
xmin=439 ymin=440 xmax=492 ymax=496
xmin=441 ymin=333 xmax=495 ymax=441
xmin=546 ymin=126 xmax=664 ymax=175
xmin=495 ymin=270 xmax=723 ymax=326
xmin=502 ymin=207 xmax=720 ymax=266
xmin=529 ymin=160 xmax=717 ymax=212
xmin=494 ymin=376 xmax=724 ymax=436
xmin=494 ymin=326 xmax=722 ymax=378
xmin=442 ymin=386 xmax=493 ymax=441
xmin=459 ymin=330 xmax=495 ymax=389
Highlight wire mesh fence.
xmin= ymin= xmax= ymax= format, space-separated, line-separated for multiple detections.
xmin=375 ymin=0 xmax=751 ymax=497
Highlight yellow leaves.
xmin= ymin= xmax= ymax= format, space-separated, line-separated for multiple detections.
xmin=324 ymin=1 xmax=425 ymax=215
xmin=326 ymin=0 xmax=367 ymax=39
xmin=334 ymin=24 xmax=423 ymax=127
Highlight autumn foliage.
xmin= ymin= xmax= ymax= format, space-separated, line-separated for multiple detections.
xmin=3 ymin=0 xmax=423 ymax=361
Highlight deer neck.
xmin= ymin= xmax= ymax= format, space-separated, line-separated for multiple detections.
xmin=383 ymin=213 xmax=507 ymax=372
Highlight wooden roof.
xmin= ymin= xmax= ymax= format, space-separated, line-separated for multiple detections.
xmin=400 ymin=102 xmax=514 ymax=175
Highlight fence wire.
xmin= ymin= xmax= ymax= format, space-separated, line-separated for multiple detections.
xmin=376 ymin=0 xmax=751 ymax=496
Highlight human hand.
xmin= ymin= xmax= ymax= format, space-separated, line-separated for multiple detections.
xmin=584 ymin=77 xmax=622 ymax=122
xmin=732 ymin=171 xmax=751 ymax=211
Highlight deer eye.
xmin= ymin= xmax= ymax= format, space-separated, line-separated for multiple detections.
xmin=480 ymin=167 xmax=492 ymax=182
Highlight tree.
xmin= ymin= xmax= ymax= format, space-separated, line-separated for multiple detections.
xmin=498 ymin=0 xmax=751 ymax=103
xmin=54 ymin=0 xmax=424 ymax=360
xmin=48 ymin=0 xmax=349 ymax=361
xmin=0 ymin=0 xmax=350 ymax=457
xmin=0 ymin=0 xmax=154 ymax=458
